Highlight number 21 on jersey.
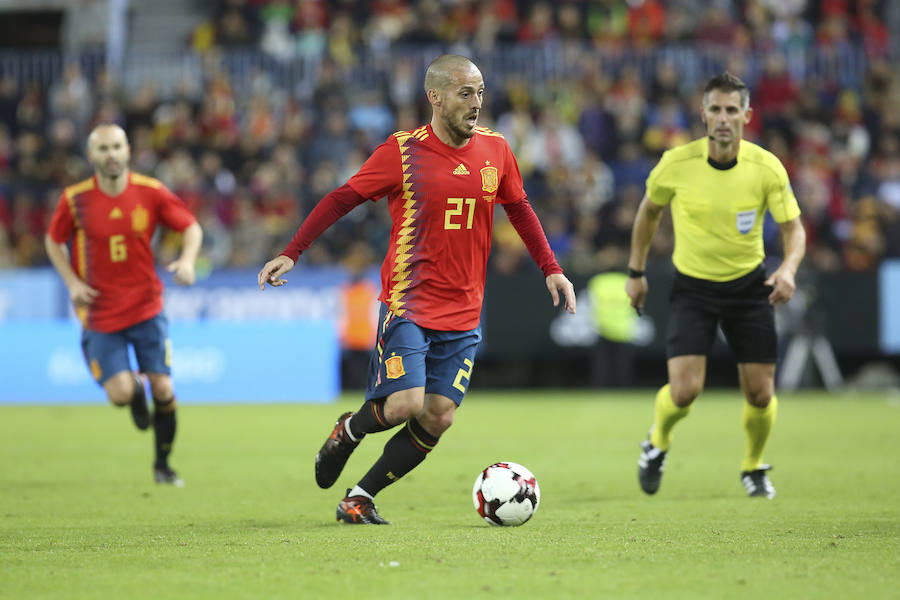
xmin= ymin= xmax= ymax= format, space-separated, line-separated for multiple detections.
xmin=444 ymin=198 xmax=476 ymax=230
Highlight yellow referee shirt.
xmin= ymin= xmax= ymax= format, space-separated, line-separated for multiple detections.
xmin=646 ymin=138 xmax=800 ymax=282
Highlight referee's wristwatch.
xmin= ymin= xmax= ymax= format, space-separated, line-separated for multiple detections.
xmin=627 ymin=268 xmax=645 ymax=278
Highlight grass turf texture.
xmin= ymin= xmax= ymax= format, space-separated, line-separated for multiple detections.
xmin=1 ymin=390 xmax=898 ymax=599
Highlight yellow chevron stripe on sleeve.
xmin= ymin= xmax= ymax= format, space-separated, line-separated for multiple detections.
xmin=130 ymin=173 xmax=163 ymax=188
xmin=474 ymin=126 xmax=505 ymax=138
xmin=64 ymin=178 xmax=95 ymax=201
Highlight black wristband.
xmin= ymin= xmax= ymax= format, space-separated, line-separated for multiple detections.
xmin=628 ymin=268 xmax=645 ymax=279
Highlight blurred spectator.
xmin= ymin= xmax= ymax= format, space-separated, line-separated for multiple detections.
xmin=587 ymin=0 xmax=628 ymax=49
xmin=755 ymin=54 xmax=799 ymax=127
xmin=627 ymin=0 xmax=666 ymax=46
xmin=338 ymin=241 xmax=379 ymax=389
xmin=517 ymin=2 xmax=556 ymax=44
xmin=62 ymin=0 xmax=108 ymax=52
xmin=520 ymin=106 xmax=585 ymax=176
xmin=347 ymin=89 xmax=394 ymax=147
xmin=216 ymin=2 xmax=257 ymax=47
xmin=48 ymin=64 xmax=93 ymax=135
xmin=694 ymin=5 xmax=737 ymax=46
xmin=1 ymin=0 xmax=897 ymax=279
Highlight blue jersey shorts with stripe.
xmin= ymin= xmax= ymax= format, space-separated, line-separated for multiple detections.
xmin=81 ymin=313 xmax=171 ymax=386
xmin=365 ymin=303 xmax=482 ymax=406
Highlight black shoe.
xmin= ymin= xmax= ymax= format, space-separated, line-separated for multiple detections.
xmin=638 ymin=438 xmax=667 ymax=495
xmin=336 ymin=490 xmax=390 ymax=524
xmin=130 ymin=374 xmax=150 ymax=431
xmin=154 ymin=465 xmax=184 ymax=487
xmin=315 ymin=412 xmax=359 ymax=489
xmin=741 ymin=464 xmax=775 ymax=499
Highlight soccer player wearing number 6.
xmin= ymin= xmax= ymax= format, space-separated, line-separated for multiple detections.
xmin=257 ymin=54 xmax=576 ymax=524
xmin=625 ymin=73 xmax=806 ymax=499
xmin=45 ymin=124 xmax=202 ymax=486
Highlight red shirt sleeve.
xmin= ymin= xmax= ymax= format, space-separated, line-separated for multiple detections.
xmin=346 ymin=136 xmax=401 ymax=200
xmin=47 ymin=191 xmax=74 ymax=243
xmin=496 ymin=140 xmax=526 ymax=205
xmin=502 ymin=198 xmax=563 ymax=277
xmin=155 ymin=184 xmax=196 ymax=231
xmin=281 ymin=183 xmax=368 ymax=261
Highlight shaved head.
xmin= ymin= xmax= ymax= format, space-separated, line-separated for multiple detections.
xmin=87 ymin=123 xmax=128 ymax=152
xmin=424 ymin=54 xmax=479 ymax=95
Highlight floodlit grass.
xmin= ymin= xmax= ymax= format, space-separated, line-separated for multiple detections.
xmin=1 ymin=390 xmax=898 ymax=599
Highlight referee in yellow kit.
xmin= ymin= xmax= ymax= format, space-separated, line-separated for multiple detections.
xmin=625 ymin=73 xmax=806 ymax=499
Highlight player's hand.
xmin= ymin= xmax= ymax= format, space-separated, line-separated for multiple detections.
xmin=546 ymin=273 xmax=576 ymax=314
xmin=167 ymin=259 xmax=196 ymax=286
xmin=68 ymin=279 xmax=99 ymax=307
xmin=625 ymin=275 xmax=648 ymax=316
xmin=258 ymin=255 xmax=295 ymax=290
xmin=764 ymin=267 xmax=796 ymax=305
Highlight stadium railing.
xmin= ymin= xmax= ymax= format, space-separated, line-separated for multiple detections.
xmin=0 ymin=43 xmax=881 ymax=96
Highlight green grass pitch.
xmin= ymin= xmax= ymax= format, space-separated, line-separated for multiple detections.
xmin=2 ymin=390 xmax=898 ymax=599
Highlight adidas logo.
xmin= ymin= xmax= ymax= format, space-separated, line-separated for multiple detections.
xmin=452 ymin=163 xmax=469 ymax=175
xmin=109 ymin=207 xmax=123 ymax=219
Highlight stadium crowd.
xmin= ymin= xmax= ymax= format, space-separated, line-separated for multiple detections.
xmin=1 ymin=0 xmax=899 ymax=277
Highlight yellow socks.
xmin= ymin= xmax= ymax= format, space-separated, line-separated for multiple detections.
xmin=647 ymin=385 xmax=777 ymax=470
xmin=742 ymin=395 xmax=778 ymax=472
xmin=649 ymin=384 xmax=691 ymax=451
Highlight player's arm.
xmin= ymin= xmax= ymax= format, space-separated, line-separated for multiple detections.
xmin=44 ymin=234 xmax=98 ymax=306
xmin=502 ymin=198 xmax=576 ymax=314
xmin=259 ymin=137 xmax=400 ymax=290
xmin=155 ymin=184 xmax=203 ymax=286
xmin=765 ymin=216 xmax=806 ymax=305
xmin=167 ymin=222 xmax=203 ymax=286
xmin=258 ymin=184 xmax=368 ymax=290
xmin=625 ymin=194 xmax=665 ymax=314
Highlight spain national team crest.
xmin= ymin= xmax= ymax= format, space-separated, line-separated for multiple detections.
xmin=480 ymin=166 xmax=499 ymax=193
xmin=385 ymin=354 xmax=405 ymax=379
xmin=131 ymin=204 xmax=149 ymax=233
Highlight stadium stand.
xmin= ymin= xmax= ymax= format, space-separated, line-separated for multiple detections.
xmin=1 ymin=0 xmax=898 ymax=278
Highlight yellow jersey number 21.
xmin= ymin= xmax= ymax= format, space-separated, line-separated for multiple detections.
xmin=444 ymin=198 xmax=476 ymax=230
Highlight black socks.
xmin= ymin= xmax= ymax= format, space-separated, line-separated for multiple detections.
xmin=152 ymin=397 xmax=177 ymax=468
xmin=357 ymin=417 xmax=439 ymax=496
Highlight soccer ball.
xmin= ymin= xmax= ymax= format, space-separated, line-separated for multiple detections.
xmin=472 ymin=462 xmax=540 ymax=526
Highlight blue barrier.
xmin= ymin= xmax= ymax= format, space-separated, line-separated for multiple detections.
xmin=0 ymin=269 xmax=62 ymax=320
xmin=161 ymin=267 xmax=363 ymax=321
xmin=0 ymin=320 xmax=339 ymax=404
xmin=880 ymin=260 xmax=900 ymax=354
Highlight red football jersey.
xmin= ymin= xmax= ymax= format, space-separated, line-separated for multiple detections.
xmin=347 ymin=124 xmax=527 ymax=330
xmin=47 ymin=173 xmax=196 ymax=333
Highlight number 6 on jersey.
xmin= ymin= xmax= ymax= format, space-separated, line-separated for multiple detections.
xmin=109 ymin=234 xmax=127 ymax=262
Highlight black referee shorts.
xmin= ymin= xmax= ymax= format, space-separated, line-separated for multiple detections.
xmin=666 ymin=265 xmax=777 ymax=363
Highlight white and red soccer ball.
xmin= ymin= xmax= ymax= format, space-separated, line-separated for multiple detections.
xmin=472 ymin=461 xmax=540 ymax=526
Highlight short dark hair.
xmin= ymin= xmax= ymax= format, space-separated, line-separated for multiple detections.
xmin=703 ymin=72 xmax=750 ymax=110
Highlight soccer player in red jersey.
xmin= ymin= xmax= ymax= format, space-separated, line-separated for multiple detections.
xmin=45 ymin=124 xmax=202 ymax=486
xmin=257 ymin=55 xmax=576 ymax=524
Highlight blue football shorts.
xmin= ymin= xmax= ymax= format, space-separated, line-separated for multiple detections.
xmin=81 ymin=313 xmax=171 ymax=386
xmin=365 ymin=303 xmax=482 ymax=406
